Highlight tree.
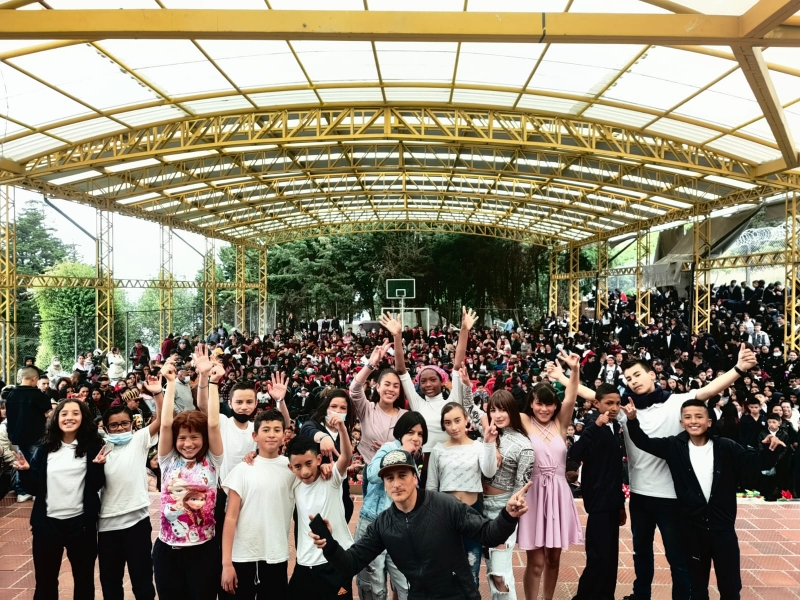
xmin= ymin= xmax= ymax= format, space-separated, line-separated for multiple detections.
xmin=125 ymin=286 xmax=200 ymax=350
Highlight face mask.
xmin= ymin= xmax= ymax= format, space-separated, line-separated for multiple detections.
xmin=107 ymin=431 xmax=133 ymax=446
xmin=183 ymin=376 xmax=191 ymax=383
xmin=774 ymin=352 xmax=782 ymax=357
xmin=232 ymin=411 xmax=252 ymax=424
xmin=327 ymin=409 xmax=346 ymax=424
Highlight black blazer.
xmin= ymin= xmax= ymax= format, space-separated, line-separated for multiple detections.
xmin=626 ymin=419 xmax=759 ymax=531
xmin=568 ymin=420 xmax=625 ymax=514
xmin=20 ymin=440 xmax=105 ymax=534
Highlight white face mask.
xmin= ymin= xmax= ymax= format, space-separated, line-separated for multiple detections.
xmin=327 ymin=409 xmax=347 ymax=424
xmin=183 ymin=376 xmax=191 ymax=384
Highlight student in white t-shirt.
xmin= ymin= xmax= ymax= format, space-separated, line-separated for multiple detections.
xmin=288 ymin=414 xmax=355 ymax=600
xmin=221 ymin=408 xmax=298 ymax=598
xmin=97 ymin=372 xmax=164 ymax=600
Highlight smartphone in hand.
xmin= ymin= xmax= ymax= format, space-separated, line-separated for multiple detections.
xmin=309 ymin=513 xmax=329 ymax=539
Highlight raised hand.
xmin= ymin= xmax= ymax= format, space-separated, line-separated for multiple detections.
xmin=461 ymin=307 xmax=478 ymax=331
xmin=595 ymin=411 xmax=610 ymax=428
xmin=368 ymin=343 xmax=385 ymax=366
xmin=193 ymin=343 xmax=213 ymax=376
xmin=379 ymin=312 xmax=402 ymax=337
xmin=736 ymin=343 xmax=758 ymax=372
xmin=484 ymin=422 xmax=499 ymax=445
xmin=143 ymin=374 xmax=163 ymax=395
xmin=12 ymin=450 xmax=30 ymax=471
xmin=267 ymin=371 xmax=288 ymax=401
xmin=209 ymin=363 xmax=225 ymax=384
xmin=161 ymin=362 xmax=177 ymax=383
xmin=545 ymin=361 xmax=565 ymax=382
xmin=458 ymin=364 xmax=471 ymax=383
xmin=93 ymin=445 xmax=112 ymax=464
xmin=558 ymin=349 xmax=580 ymax=371
xmin=620 ymin=403 xmax=637 ymax=421
xmin=506 ymin=482 xmax=532 ymax=518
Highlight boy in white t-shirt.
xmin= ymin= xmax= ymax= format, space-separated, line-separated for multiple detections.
xmin=288 ymin=414 xmax=354 ymax=600
xmin=221 ymin=408 xmax=298 ymax=599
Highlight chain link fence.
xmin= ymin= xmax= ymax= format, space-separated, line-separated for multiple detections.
xmin=0 ymin=317 xmax=79 ymax=383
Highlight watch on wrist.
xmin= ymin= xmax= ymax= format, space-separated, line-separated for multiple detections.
xmin=734 ymin=365 xmax=746 ymax=376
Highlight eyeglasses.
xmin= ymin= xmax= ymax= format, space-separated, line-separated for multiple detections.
xmin=107 ymin=421 xmax=132 ymax=431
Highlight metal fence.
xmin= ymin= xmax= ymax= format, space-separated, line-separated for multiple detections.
xmin=0 ymin=317 xmax=79 ymax=383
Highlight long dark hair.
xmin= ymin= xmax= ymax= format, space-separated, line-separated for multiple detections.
xmin=44 ymin=399 xmax=103 ymax=458
xmin=311 ymin=388 xmax=355 ymax=431
xmin=487 ymin=390 xmax=527 ymax=437
xmin=368 ymin=368 xmax=407 ymax=411
xmin=525 ymin=382 xmax=561 ymax=419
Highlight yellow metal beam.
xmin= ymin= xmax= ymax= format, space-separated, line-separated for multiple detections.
xmin=0 ymin=10 xmax=756 ymax=45
xmin=741 ymin=0 xmax=800 ymax=38
xmin=596 ymin=240 xmax=609 ymax=321
xmin=235 ymin=244 xmax=246 ymax=332
xmin=693 ymin=216 xmax=712 ymax=334
xmin=548 ymin=249 xmax=558 ymax=317
xmin=568 ymin=247 xmax=581 ymax=334
xmin=0 ymin=0 xmax=39 ymax=9
xmin=786 ymin=191 xmax=800 ymax=354
xmin=203 ymin=238 xmax=216 ymax=339
xmin=159 ymin=224 xmax=174 ymax=342
xmin=733 ymin=45 xmax=800 ymax=168
xmin=95 ymin=209 xmax=114 ymax=352
xmin=0 ymin=186 xmax=16 ymax=385
xmin=636 ymin=230 xmax=651 ymax=328
xmin=259 ymin=248 xmax=268 ymax=335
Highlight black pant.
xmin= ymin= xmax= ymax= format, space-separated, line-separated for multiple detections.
xmin=232 ymin=560 xmax=288 ymax=599
xmin=682 ymin=528 xmax=741 ymax=600
xmin=629 ymin=493 xmax=690 ymax=600
xmin=98 ymin=517 xmax=156 ymax=600
xmin=32 ymin=515 xmax=97 ymax=600
xmin=153 ymin=537 xmax=221 ymax=600
xmin=288 ymin=563 xmax=352 ymax=600
xmin=573 ymin=510 xmax=619 ymax=600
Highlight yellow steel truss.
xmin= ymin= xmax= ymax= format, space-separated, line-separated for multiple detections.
xmin=636 ymin=230 xmax=651 ymax=328
xmin=693 ymin=216 xmax=713 ymax=334
xmin=259 ymin=248 xmax=268 ymax=335
xmin=0 ymin=186 xmax=16 ymax=385
xmin=159 ymin=224 xmax=174 ymax=342
xmin=235 ymin=244 xmax=246 ymax=333
xmin=786 ymin=191 xmax=800 ymax=355
xmin=596 ymin=241 xmax=609 ymax=321
xmin=95 ymin=209 xmax=114 ymax=352
xmin=569 ymin=247 xmax=581 ymax=334
xmin=548 ymin=250 xmax=558 ymax=317
xmin=203 ymin=238 xmax=216 ymax=340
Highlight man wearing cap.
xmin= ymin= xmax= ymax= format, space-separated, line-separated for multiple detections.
xmin=310 ymin=449 xmax=531 ymax=600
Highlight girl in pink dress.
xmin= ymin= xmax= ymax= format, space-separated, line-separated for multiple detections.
xmin=518 ymin=349 xmax=583 ymax=600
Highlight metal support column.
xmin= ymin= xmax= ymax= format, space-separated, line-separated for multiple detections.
xmin=203 ymin=238 xmax=216 ymax=339
xmin=693 ymin=216 xmax=712 ymax=334
xmin=95 ymin=209 xmax=114 ymax=352
xmin=0 ymin=186 xmax=16 ymax=384
xmin=159 ymin=224 xmax=174 ymax=341
xmin=786 ymin=191 xmax=800 ymax=355
xmin=258 ymin=247 xmax=268 ymax=335
xmin=569 ymin=246 xmax=580 ymax=333
xmin=548 ymin=249 xmax=558 ymax=317
xmin=635 ymin=229 xmax=651 ymax=327
xmin=235 ymin=244 xmax=246 ymax=332
xmin=596 ymin=240 xmax=609 ymax=321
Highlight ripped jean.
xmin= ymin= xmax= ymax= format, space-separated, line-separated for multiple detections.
xmin=464 ymin=499 xmax=484 ymax=589
xmin=354 ymin=513 xmax=408 ymax=600
xmin=483 ymin=492 xmax=518 ymax=600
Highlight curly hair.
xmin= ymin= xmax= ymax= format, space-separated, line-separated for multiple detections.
xmin=43 ymin=399 xmax=103 ymax=458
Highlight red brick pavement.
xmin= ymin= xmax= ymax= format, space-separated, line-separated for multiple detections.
xmin=1 ymin=493 xmax=800 ymax=599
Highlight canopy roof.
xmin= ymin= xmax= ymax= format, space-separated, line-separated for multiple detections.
xmin=1 ymin=0 xmax=800 ymax=248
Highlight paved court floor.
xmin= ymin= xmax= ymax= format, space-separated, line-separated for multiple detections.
xmin=1 ymin=493 xmax=800 ymax=599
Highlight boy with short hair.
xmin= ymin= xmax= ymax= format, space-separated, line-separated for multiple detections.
xmin=568 ymin=383 xmax=626 ymax=600
xmin=221 ymin=409 xmax=297 ymax=598
xmin=759 ymin=413 xmax=790 ymax=501
xmin=288 ymin=413 xmax=354 ymax=600
xmin=622 ymin=399 xmax=785 ymax=600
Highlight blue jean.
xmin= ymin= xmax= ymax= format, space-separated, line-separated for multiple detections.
xmin=464 ymin=499 xmax=483 ymax=589
xmin=629 ymin=492 xmax=691 ymax=600
xmin=13 ymin=443 xmax=37 ymax=495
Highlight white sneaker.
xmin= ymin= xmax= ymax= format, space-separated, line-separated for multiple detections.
xmin=16 ymin=493 xmax=32 ymax=503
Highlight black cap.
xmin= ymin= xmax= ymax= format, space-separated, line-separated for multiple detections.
xmin=378 ymin=449 xmax=419 ymax=479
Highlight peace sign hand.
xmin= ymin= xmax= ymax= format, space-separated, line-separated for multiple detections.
xmin=93 ymin=445 xmax=112 ymax=464
xmin=12 ymin=450 xmax=30 ymax=471
xmin=505 ymin=482 xmax=532 ymax=518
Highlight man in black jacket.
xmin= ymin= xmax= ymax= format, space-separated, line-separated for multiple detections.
xmin=6 ymin=366 xmax=52 ymax=502
xmin=309 ymin=449 xmax=531 ymax=600
xmin=622 ymin=399 xmax=784 ymax=600
xmin=568 ymin=383 xmax=626 ymax=600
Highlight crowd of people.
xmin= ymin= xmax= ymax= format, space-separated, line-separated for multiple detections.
xmin=0 ymin=277 xmax=797 ymax=600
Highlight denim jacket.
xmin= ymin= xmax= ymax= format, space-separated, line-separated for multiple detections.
xmin=360 ymin=440 xmax=400 ymax=520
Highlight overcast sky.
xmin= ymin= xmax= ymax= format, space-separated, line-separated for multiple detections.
xmin=14 ymin=186 xmax=227 ymax=301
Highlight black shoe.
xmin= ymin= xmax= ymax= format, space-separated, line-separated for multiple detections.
xmin=621 ymin=596 xmax=643 ymax=600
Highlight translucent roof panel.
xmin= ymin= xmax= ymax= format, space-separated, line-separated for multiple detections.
xmin=456 ymin=44 xmax=544 ymax=89
xmin=675 ymin=70 xmax=762 ymax=129
xmin=197 ymin=41 xmax=308 ymax=89
xmin=376 ymin=43 xmax=458 ymax=83
xmin=291 ymin=41 xmax=379 ymax=84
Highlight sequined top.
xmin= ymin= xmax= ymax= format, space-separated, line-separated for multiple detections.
xmin=482 ymin=428 xmax=534 ymax=494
